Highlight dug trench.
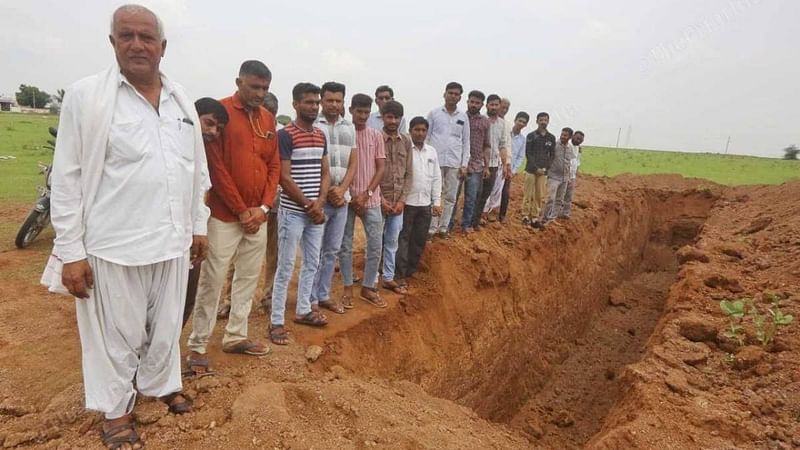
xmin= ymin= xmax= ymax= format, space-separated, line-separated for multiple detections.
xmin=323 ymin=185 xmax=717 ymax=448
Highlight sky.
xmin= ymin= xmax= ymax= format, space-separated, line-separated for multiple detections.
xmin=1 ymin=0 xmax=798 ymax=157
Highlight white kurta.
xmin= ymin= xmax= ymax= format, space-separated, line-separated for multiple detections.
xmin=43 ymin=67 xmax=210 ymax=418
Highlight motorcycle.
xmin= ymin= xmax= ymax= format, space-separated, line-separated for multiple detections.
xmin=15 ymin=127 xmax=56 ymax=249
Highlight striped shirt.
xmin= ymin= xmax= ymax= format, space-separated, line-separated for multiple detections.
xmin=277 ymin=123 xmax=328 ymax=213
xmin=350 ymin=127 xmax=386 ymax=209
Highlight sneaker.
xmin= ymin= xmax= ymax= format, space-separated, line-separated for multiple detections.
xmin=522 ymin=216 xmax=530 ymax=225
xmin=438 ymin=231 xmax=451 ymax=240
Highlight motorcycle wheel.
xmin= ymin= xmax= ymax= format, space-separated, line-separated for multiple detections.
xmin=15 ymin=208 xmax=49 ymax=249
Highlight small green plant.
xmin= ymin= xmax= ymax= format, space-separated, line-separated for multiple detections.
xmin=720 ymin=296 xmax=794 ymax=348
xmin=720 ymin=299 xmax=747 ymax=346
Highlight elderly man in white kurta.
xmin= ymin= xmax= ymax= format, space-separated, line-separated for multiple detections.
xmin=41 ymin=5 xmax=208 ymax=449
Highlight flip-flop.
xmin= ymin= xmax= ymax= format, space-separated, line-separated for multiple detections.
xmin=160 ymin=391 xmax=193 ymax=415
xmin=360 ymin=288 xmax=388 ymax=308
xmin=294 ymin=311 xmax=329 ymax=327
xmin=319 ymin=299 xmax=346 ymax=314
xmin=340 ymin=295 xmax=354 ymax=309
xmin=222 ymin=340 xmax=271 ymax=356
xmin=102 ymin=420 xmax=143 ymax=450
xmin=382 ymin=280 xmax=408 ymax=295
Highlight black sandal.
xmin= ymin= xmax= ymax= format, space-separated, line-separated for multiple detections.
xmin=102 ymin=420 xmax=143 ymax=450
xmin=160 ymin=391 xmax=193 ymax=415
xmin=293 ymin=311 xmax=329 ymax=327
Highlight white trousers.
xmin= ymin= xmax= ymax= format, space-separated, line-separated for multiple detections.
xmin=484 ymin=170 xmax=505 ymax=212
xmin=76 ymin=254 xmax=188 ymax=419
xmin=188 ymin=217 xmax=267 ymax=353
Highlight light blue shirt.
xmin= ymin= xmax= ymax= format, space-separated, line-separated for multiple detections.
xmin=425 ymin=106 xmax=470 ymax=169
xmin=511 ymin=131 xmax=526 ymax=173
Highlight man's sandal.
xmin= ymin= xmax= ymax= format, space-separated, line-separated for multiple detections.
xmin=160 ymin=391 xmax=193 ymax=415
xmin=360 ymin=288 xmax=388 ymax=308
xmin=182 ymin=356 xmax=215 ymax=378
xmin=222 ymin=340 xmax=271 ymax=356
xmin=293 ymin=311 xmax=329 ymax=327
xmin=382 ymin=280 xmax=408 ymax=295
xmin=319 ymin=299 xmax=346 ymax=314
xmin=102 ymin=420 xmax=143 ymax=450
xmin=340 ymin=294 xmax=354 ymax=309
xmin=269 ymin=325 xmax=290 ymax=345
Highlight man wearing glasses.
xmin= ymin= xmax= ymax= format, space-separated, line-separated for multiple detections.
xmin=187 ymin=60 xmax=278 ymax=369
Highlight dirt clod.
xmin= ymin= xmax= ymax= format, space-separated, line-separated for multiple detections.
xmin=677 ymin=316 xmax=718 ymax=342
xmin=665 ymin=370 xmax=691 ymax=395
xmin=677 ymin=246 xmax=710 ymax=264
xmin=734 ymin=345 xmax=766 ymax=370
xmin=305 ymin=345 xmax=323 ymax=362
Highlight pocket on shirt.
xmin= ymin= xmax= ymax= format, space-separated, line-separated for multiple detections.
xmin=165 ymin=121 xmax=196 ymax=161
xmin=109 ymin=119 xmax=149 ymax=162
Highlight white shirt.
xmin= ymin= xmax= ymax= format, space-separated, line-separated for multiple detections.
xmin=83 ymin=76 xmax=200 ymax=266
xmin=314 ymin=114 xmax=356 ymax=202
xmin=406 ymin=143 xmax=442 ymax=207
xmin=425 ymin=106 xmax=470 ymax=169
xmin=487 ymin=116 xmax=510 ymax=168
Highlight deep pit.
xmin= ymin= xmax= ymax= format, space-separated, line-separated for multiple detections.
xmin=324 ymin=188 xmax=717 ymax=448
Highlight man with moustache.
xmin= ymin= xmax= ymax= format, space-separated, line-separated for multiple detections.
xmin=187 ymin=60 xmax=278 ymax=371
xmin=457 ymin=90 xmax=491 ymax=234
xmin=42 ymin=5 xmax=208 ymax=448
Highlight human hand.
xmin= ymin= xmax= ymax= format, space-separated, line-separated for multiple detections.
xmin=458 ymin=167 xmax=466 ymax=180
xmin=62 ymin=259 xmax=93 ymax=299
xmin=190 ymin=235 xmax=209 ymax=266
xmin=535 ymin=168 xmax=545 ymax=176
xmin=483 ymin=168 xmax=490 ymax=180
xmin=393 ymin=201 xmax=405 ymax=215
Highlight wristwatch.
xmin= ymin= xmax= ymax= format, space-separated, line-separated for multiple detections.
xmin=367 ymin=189 xmax=374 ymax=198
xmin=260 ymin=205 xmax=270 ymax=215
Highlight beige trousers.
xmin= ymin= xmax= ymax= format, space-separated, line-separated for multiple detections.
xmin=521 ymin=172 xmax=548 ymax=217
xmin=188 ymin=217 xmax=266 ymax=353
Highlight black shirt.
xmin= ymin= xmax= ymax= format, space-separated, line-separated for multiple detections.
xmin=524 ymin=129 xmax=556 ymax=174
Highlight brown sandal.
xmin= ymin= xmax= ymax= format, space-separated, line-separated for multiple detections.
xmin=102 ymin=419 xmax=143 ymax=450
xmin=340 ymin=294 xmax=354 ymax=309
xmin=360 ymin=287 xmax=388 ymax=308
xmin=294 ymin=311 xmax=329 ymax=327
xmin=319 ymin=299 xmax=346 ymax=314
xmin=269 ymin=324 xmax=290 ymax=345
xmin=383 ymin=280 xmax=408 ymax=295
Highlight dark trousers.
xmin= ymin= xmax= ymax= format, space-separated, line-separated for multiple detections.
xmin=183 ymin=262 xmax=202 ymax=328
xmin=396 ymin=205 xmax=433 ymax=279
xmin=473 ymin=166 xmax=498 ymax=227
xmin=499 ymin=177 xmax=512 ymax=220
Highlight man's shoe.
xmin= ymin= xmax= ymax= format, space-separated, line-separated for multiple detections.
xmin=438 ymin=231 xmax=451 ymax=240
xmin=531 ymin=220 xmax=543 ymax=229
xmin=522 ymin=216 xmax=530 ymax=225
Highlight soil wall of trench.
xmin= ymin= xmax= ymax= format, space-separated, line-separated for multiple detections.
xmin=323 ymin=186 xmax=717 ymax=444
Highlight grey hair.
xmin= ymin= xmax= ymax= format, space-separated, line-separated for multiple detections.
xmin=110 ymin=4 xmax=165 ymax=40
xmin=501 ymin=97 xmax=511 ymax=105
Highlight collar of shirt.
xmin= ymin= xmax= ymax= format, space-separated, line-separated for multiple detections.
xmin=382 ymin=131 xmax=403 ymax=141
xmin=440 ymin=106 xmax=461 ymax=115
xmin=317 ymin=114 xmax=351 ymax=126
xmin=119 ymin=72 xmax=175 ymax=96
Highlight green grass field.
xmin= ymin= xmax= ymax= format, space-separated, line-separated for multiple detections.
xmin=580 ymin=146 xmax=799 ymax=186
xmin=0 ymin=113 xmax=59 ymax=203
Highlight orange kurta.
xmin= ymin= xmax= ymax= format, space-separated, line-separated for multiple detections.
xmin=206 ymin=94 xmax=280 ymax=222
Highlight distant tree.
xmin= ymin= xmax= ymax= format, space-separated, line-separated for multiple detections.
xmin=276 ymin=114 xmax=292 ymax=126
xmin=15 ymin=84 xmax=51 ymax=108
xmin=783 ymin=145 xmax=799 ymax=160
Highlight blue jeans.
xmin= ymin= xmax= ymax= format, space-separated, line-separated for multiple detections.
xmin=310 ymin=203 xmax=349 ymax=304
xmin=459 ymin=172 xmax=483 ymax=230
xmin=339 ymin=205 xmax=384 ymax=289
xmin=271 ymin=208 xmax=324 ymax=326
xmin=381 ymin=212 xmax=404 ymax=282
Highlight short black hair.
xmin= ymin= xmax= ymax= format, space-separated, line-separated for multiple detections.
xmin=468 ymin=90 xmax=485 ymax=101
xmin=486 ymin=94 xmax=501 ymax=104
xmin=292 ymin=82 xmax=321 ymax=101
xmin=409 ymin=116 xmax=429 ymax=130
xmin=515 ymin=111 xmax=530 ymax=122
xmin=194 ymin=97 xmax=229 ymax=124
xmin=562 ymin=127 xmax=574 ymax=137
xmin=350 ymin=93 xmax=372 ymax=109
xmin=445 ymin=81 xmax=463 ymax=94
xmin=263 ymin=92 xmax=279 ymax=115
xmin=239 ymin=60 xmax=272 ymax=79
xmin=375 ymin=85 xmax=394 ymax=98
xmin=536 ymin=112 xmax=549 ymax=120
xmin=574 ymin=130 xmax=585 ymax=137
xmin=381 ymin=100 xmax=403 ymax=118
xmin=321 ymin=81 xmax=346 ymax=97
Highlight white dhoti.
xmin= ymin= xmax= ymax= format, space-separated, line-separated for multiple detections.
xmin=76 ymin=254 xmax=188 ymax=419
xmin=484 ymin=171 xmax=505 ymax=212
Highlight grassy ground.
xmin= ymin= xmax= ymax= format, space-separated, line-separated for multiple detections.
xmin=580 ymin=146 xmax=800 ymax=186
xmin=0 ymin=113 xmax=58 ymax=203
